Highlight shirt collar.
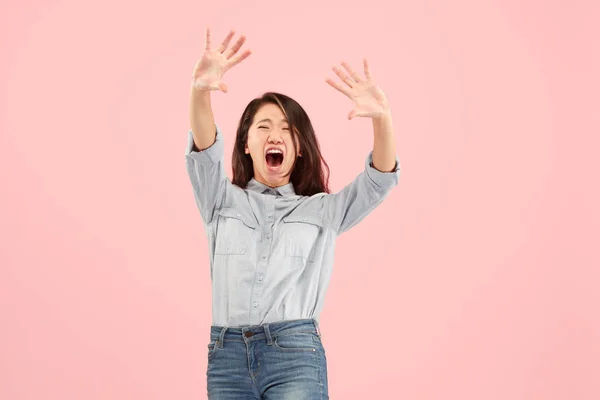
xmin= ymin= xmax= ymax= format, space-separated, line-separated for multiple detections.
xmin=246 ymin=178 xmax=296 ymax=197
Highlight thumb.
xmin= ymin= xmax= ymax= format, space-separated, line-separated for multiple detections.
xmin=219 ymin=82 xmax=229 ymax=93
xmin=348 ymin=109 xmax=357 ymax=120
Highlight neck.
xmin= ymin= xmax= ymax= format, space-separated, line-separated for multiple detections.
xmin=254 ymin=174 xmax=289 ymax=189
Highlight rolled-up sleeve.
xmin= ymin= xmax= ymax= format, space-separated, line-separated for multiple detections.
xmin=185 ymin=125 xmax=229 ymax=224
xmin=325 ymin=151 xmax=401 ymax=234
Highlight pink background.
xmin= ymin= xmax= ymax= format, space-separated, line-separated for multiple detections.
xmin=1 ymin=0 xmax=599 ymax=398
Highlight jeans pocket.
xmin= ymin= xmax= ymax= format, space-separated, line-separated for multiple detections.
xmin=207 ymin=340 xmax=219 ymax=360
xmin=273 ymin=333 xmax=318 ymax=352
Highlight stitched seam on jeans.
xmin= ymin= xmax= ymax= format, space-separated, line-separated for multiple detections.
xmin=273 ymin=330 xmax=318 ymax=338
xmin=273 ymin=336 xmax=316 ymax=351
xmin=210 ymin=338 xmax=245 ymax=343
xmin=314 ymin=334 xmax=323 ymax=400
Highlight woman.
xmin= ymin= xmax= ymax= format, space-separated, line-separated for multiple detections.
xmin=186 ymin=28 xmax=400 ymax=399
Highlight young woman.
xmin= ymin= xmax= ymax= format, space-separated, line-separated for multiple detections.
xmin=186 ymin=28 xmax=400 ymax=399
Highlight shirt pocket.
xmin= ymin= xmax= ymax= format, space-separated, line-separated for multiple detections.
xmin=215 ymin=207 xmax=258 ymax=255
xmin=282 ymin=214 xmax=323 ymax=261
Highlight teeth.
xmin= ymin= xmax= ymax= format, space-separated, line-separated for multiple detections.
xmin=267 ymin=149 xmax=283 ymax=154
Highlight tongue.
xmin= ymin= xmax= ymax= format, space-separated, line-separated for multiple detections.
xmin=266 ymin=154 xmax=283 ymax=167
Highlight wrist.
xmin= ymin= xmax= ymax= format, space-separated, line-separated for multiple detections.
xmin=190 ymin=85 xmax=212 ymax=104
xmin=372 ymin=107 xmax=392 ymax=121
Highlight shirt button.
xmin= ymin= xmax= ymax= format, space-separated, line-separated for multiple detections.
xmin=266 ymin=234 xmax=271 ymax=239
xmin=302 ymin=217 xmax=307 ymax=221
xmin=258 ymin=276 xmax=263 ymax=281
xmin=253 ymin=302 xmax=258 ymax=308
xmin=267 ymin=212 xmax=273 ymax=216
xmin=261 ymin=255 xmax=266 ymax=259
xmin=236 ymin=213 xmax=241 ymax=217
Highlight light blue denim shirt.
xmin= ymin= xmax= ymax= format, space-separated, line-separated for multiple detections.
xmin=185 ymin=125 xmax=400 ymax=327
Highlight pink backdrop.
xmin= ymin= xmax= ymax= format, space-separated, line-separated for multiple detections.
xmin=1 ymin=0 xmax=599 ymax=398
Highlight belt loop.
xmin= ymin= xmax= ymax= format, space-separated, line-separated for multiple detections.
xmin=218 ymin=326 xmax=227 ymax=348
xmin=264 ymin=323 xmax=273 ymax=346
xmin=313 ymin=319 xmax=321 ymax=337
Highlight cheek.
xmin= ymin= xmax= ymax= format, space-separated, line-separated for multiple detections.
xmin=285 ymin=138 xmax=298 ymax=157
xmin=245 ymin=133 xmax=261 ymax=155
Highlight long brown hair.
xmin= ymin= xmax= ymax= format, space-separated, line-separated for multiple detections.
xmin=231 ymin=92 xmax=330 ymax=196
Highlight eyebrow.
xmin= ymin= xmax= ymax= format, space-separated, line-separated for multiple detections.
xmin=255 ymin=118 xmax=288 ymax=125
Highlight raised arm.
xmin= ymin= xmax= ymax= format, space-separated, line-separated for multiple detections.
xmin=324 ymin=58 xmax=401 ymax=234
xmin=185 ymin=28 xmax=251 ymax=224
xmin=189 ymin=28 xmax=251 ymax=149
xmin=326 ymin=58 xmax=396 ymax=172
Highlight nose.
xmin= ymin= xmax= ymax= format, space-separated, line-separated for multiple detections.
xmin=268 ymin=131 xmax=284 ymax=144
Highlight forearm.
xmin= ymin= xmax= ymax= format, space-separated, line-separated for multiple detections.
xmin=189 ymin=85 xmax=217 ymax=151
xmin=371 ymin=110 xmax=397 ymax=172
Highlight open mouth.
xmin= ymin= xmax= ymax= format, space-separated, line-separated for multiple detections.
xmin=265 ymin=148 xmax=284 ymax=169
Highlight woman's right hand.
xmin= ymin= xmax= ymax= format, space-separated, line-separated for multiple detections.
xmin=191 ymin=28 xmax=252 ymax=93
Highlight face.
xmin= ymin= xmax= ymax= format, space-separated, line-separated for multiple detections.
xmin=245 ymin=103 xmax=301 ymax=188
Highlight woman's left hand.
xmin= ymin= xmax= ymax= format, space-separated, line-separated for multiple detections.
xmin=326 ymin=59 xmax=389 ymax=120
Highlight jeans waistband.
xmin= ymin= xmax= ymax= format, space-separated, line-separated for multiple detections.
xmin=210 ymin=318 xmax=321 ymax=346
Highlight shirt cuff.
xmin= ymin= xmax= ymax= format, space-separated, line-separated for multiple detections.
xmin=364 ymin=151 xmax=401 ymax=189
xmin=185 ymin=124 xmax=224 ymax=165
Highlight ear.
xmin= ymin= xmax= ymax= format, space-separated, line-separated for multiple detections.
xmin=244 ymin=143 xmax=250 ymax=154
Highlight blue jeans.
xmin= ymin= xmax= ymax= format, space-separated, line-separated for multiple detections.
xmin=206 ymin=318 xmax=329 ymax=399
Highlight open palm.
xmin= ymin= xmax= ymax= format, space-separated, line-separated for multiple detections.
xmin=192 ymin=28 xmax=251 ymax=93
xmin=326 ymin=59 xmax=389 ymax=120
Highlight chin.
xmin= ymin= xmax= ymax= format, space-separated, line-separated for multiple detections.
xmin=262 ymin=166 xmax=291 ymax=183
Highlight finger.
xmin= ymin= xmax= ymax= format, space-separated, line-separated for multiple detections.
xmin=205 ymin=27 xmax=211 ymax=50
xmin=217 ymin=30 xmax=236 ymax=53
xmin=226 ymin=49 xmax=252 ymax=70
xmin=325 ymin=77 xmax=352 ymax=97
xmin=333 ymin=66 xmax=355 ymax=88
xmin=348 ymin=109 xmax=357 ymax=120
xmin=363 ymin=58 xmax=372 ymax=80
xmin=341 ymin=61 xmax=363 ymax=83
xmin=225 ymin=34 xmax=247 ymax=59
